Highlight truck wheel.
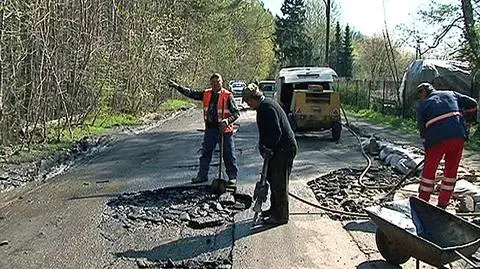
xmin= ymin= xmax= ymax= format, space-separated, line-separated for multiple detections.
xmin=331 ymin=122 xmax=342 ymax=142
xmin=375 ymin=228 xmax=410 ymax=265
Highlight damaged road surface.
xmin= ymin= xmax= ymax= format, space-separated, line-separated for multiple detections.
xmin=1 ymin=108 xmax=473 ymax=268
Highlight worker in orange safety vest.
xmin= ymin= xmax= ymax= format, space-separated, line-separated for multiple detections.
xmin=168 ymin=73 xmax=240 ymax=185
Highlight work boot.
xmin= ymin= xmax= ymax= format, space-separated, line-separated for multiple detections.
xmin=437 ymin=204 xmax=448 ymax=210
xmin=191 ymin=176 xmax=207 ymax=184
xmin=260 ymin=209 xmax=272 ymax=218
xmin=227 ymin=178 xmax=237 ymax=186
xmin=262 ymin=216 xmax=288 ymax=226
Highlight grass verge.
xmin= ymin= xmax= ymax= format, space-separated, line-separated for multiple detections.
xmin=4 ymin=99 xmax=193 ymax=164
xmin=159 ymin=99 xmax=193 ymax=111
xmin=343 ymin=105 xmax=480 ymax=151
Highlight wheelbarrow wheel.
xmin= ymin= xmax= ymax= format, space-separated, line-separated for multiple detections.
xmin=375 ymin=228 xmax=410 ymax=265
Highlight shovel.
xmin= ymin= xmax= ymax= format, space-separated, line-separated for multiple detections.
xmin=212 ymin=100 xmax=228 ymax=195
xmin=378 ymin=158 xmax=425 ymax=203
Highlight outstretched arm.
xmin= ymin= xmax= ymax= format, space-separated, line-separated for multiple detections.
xmin=168 ymin=80 xmax=204 ymax=101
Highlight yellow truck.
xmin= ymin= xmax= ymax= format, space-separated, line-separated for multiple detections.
xmin=274 ymin=67 xmax=341 ymax=141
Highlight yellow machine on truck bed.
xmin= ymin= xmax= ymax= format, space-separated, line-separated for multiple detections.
xmin=274 ymin=67 xmax=341 ymax=141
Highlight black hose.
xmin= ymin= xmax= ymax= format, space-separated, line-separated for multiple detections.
xmin=286 ymin=106 xmax=418 ymax=218
xmin=341 ymin=105 xmax=423 ymax=191
xmin=287 ymin=106 xmax=474 ymax=221
xmin=288 ymin=192 xmax=369 ymax=218
xmin=341 ymin=105 xmax=400 ymax=190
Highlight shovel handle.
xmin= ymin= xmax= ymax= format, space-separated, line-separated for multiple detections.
xmin=454 ymin=250 xmax=479 ymax=268
xmin=383 ymin=158 xmax=425 ymax=199
xmin=218 ymin=99 xmax=225 ymax=180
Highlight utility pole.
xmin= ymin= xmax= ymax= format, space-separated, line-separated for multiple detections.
xmin=324 ymin=0 xmax=331 ymax=66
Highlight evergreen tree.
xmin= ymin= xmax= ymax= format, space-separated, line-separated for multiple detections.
xmin=341 ymin=25 xmax=354 ymax=78
xmin=329 ymin=21 xmax=342 ymax=73
xmin=275 ymin=0 xmax=313 ymax=67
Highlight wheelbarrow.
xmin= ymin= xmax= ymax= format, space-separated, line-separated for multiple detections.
xmin=365 ymin=196 xmax=480 ymax=268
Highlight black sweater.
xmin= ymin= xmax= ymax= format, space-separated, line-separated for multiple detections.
xmin=257 ymin=97 xmax=297 ymax=151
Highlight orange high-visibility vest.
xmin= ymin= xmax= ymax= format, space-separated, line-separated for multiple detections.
xmin=202 ymin=88 xmax=234 ymax=133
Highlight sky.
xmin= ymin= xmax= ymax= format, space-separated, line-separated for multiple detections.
xmin=260 ymin=0 xmax=452 ymax=36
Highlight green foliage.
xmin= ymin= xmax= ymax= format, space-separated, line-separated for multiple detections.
xmin=345 ymin=105 xmax=480 ymax=151
xmin=329 ymin=22 xmax=342 ymax=71
xmin=345 ymin=106 xmax=419 ymax=134
xmin=329 ymin=23 xmax=354 ymax=77
xmin=398 ymin=0 xmax=479 ymax=67
xmin=352 ymin=35 xmax=415 ymax=81
xmin=275 ymin=0 xmax=313 ymax=67
xmin=340 ymin=25 xmax=354 ymax=77
xmin=0 ymin=0 xmax=276 ymax=148
xmin=303 ymin=0 xmax=341 ymax=66
xmin=159 ymin=99 xmax=193 ymax=111
xmin=47 ymin=114 xmax=138 ymax=144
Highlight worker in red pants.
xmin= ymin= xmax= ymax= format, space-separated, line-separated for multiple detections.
xmin=416 ymin=82 xmax=478 ymax=208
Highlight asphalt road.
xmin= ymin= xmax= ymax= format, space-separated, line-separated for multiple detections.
xmin=1 ymin=107 xmax=473 ymax=268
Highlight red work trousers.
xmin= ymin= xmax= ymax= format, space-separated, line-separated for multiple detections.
xmin=418 ymin=138 xmax=464 ymax=208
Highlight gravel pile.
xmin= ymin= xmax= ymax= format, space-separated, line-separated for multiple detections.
xmin=135 ymin=257 xmax=232 ymax=269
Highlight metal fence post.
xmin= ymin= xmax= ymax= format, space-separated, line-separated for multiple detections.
xmin=355 ymin=80 xmax=359 ymax=108
xmin=346 ymin=79 xmax=350 ymax=105
xmin=402 ymin=81 xmax=406 ymax=118
xmin=382 ymin=80 xmax=386 ymax=114
xmin=367 ymin=80 xmax=371 ymax=109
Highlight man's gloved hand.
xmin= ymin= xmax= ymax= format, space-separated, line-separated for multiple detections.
xmin=258 ymin=144 xmax=273 ymax=159
xmin=168 ymin=79 xmax=179 ymax=89
xmin=218 ymin=119 xmax=229 ymax=131
xmin=253 ymin=181 xmax=269 ymax=202
xmin=464 ymin=108 xmax=478 ymax=126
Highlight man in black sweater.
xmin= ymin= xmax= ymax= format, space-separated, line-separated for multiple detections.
xmin=242 ymin=83 xmax=297 ymax=225
xmin=168 ymin=73 xmax=240 ymax=185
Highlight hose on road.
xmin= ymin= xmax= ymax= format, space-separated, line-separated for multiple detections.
xmin=282 ymin=105 xmax=477 ymax=220
xmin=286 ymin=105 xmax=421 ymax=219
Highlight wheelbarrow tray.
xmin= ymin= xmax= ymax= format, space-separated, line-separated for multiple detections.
xmin=365 ymin=196 xmax=480 ymax=267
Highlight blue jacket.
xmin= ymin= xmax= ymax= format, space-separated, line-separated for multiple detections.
xmin=417 ymin=90 xmax=477 ymax=148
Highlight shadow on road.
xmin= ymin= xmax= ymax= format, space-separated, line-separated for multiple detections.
xmin=344 ymin=220 xmax=377 ymax=233
xmin=357 ymin=260 xmax=402 ymax=269
xmin=68 ymin=193 xmax=123 ymax=200
xmin=295 ymin=131 xmax=335 ymax=142
xmin=114 ymin=219 xmax=276 ymax=262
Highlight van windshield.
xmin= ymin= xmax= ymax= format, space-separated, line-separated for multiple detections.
xmin=262 ymin=85 xmax=275 ymax=92
xmin=232 ymin=83 xmax=245 ymax=88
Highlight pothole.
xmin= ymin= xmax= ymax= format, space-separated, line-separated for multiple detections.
xmin=103 ymin=186 xmax=252 ymax=268
xmin=105 ymin=186 xmax=252 ymax=230
xmin=134 ymin=258 xmax=232 ymax=269
xmin=308 ymin=165 xmax=417 ymax=220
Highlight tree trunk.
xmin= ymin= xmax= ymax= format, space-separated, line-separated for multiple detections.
xmin=461 ymin=0 xmax=480 ymax=69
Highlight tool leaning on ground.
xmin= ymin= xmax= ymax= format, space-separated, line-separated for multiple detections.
xmin=252 ymin=151 xmax=271 ymax=225
xmin=211 ymin=101 xmax=236 ymax=195
xmin=378 ymin=158 xmax=425 ymax=203
xmin=211 ymin=130 xmax=227 ymax=194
